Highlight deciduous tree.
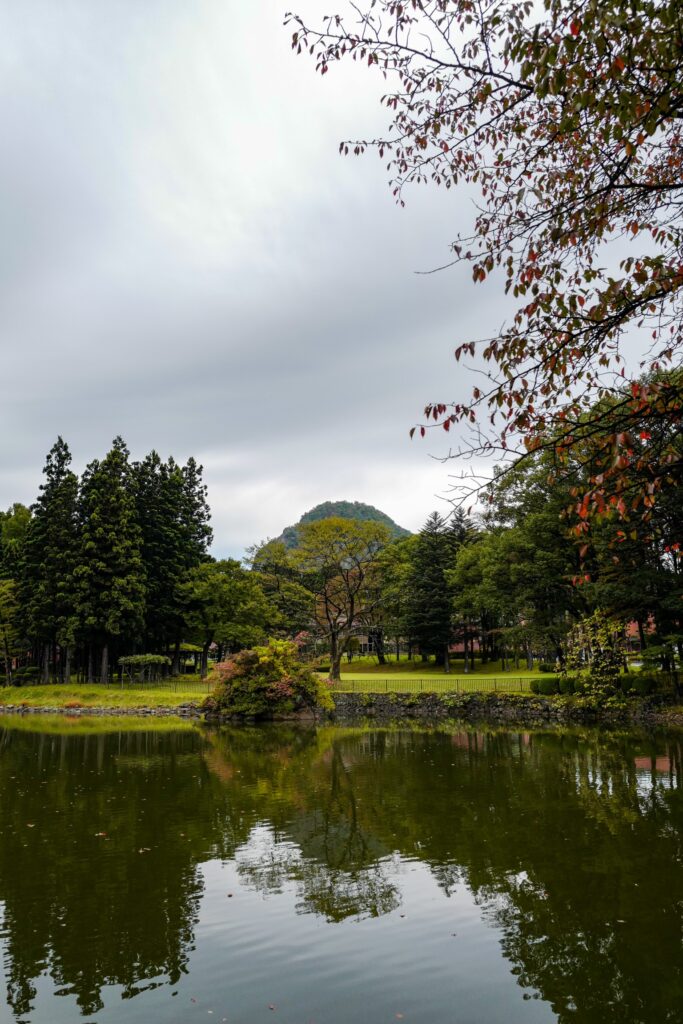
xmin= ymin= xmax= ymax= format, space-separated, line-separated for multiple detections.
xmin=295 ymin=517 xmax=392 ymax=680
xmin=288 ymin=0 xmax=683 ymax=524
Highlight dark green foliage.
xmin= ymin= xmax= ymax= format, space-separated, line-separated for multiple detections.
xmin=0 ymin=504 xmax=31 ymax=579
xmin=203 ymin=639 xmax=333 ymax=718
xmin=558 ymin=676 xmax=579 ymax=695
xmin=10 ymin=666 xmax=39 ymax=686
xmin=279 ymin=500 xmax=410 ymax=549
xmin=531 ymin=677 xmax=561 ymax=696
xmin=620 ymin=672 xmax=667 ymax=696
xmin=6 ymin=437 xmax=217 ymax=683
xmin=130 ymin=452 xmax=212 ymax=655
xmin=404 ymin=512 xmax=466 ymax=666
xmin=119 ymin=654 xmax=172 ymax=682
xmin=75 ymin=438 xmax=146 ymax=681
xmin=21 ymin=438 xmax=80 ymax=678
xmin=179 ymin=560 xmax=274 ymax=677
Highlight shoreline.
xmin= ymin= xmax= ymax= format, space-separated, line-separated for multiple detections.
xmin=330 ymin=691 xmax=683 ymax=729
xmin=0 ymin=703 xmax=202 ymax=718
xmin=1 ymin=690 xmax=683 ymax=730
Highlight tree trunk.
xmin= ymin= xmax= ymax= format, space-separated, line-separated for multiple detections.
xmin=395 ymin=636 xmax=400 ymax=661
xmin=1 ymin=629 xmax=12 ymax=684
xmin=443 ymin=644 xmax=450 ymax=674
xmin=329 ymin=634 xmax=342 ymax=682
xmin=463 ymin=630 xmax=470 ymax=674
xmin=371 ymin=629 xmax=387 ymax=665
xmin=200 ymin=641 xmax=210 ymax=679
xmin=87 ymin=645 xmax=94 ymax=683
xmin=171 ymin=639 xmax=181 ymax=677
xmin=637 ymin=618 xmax=647 ymax=653
xmin=100 ymin=644 xmax=109 ymax=685
xmin=42 ymin=644 xmax=50 ymax=684
xmin=64 ymin=646 xmax=72 ymax=685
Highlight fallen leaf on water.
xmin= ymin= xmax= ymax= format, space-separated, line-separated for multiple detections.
xmin=268 ymin=1004 xmax=276 ymax=1011
xmin=26 ymin=824 xmax=35 ymax=828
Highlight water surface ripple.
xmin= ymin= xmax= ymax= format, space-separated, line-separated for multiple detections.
xmin=0 ymin=718 xmax=681 ymax=1022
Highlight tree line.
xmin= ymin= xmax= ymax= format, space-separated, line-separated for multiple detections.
xmin=251 ymin=380 xmax=683 ymax=681
xmin=2 ymin=388 xmax=682 ymax=688
xmin=0 ymin=437 xmax=239 ymax=683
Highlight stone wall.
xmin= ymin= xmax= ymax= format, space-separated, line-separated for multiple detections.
xmin=331 ymin=690 xmax=683 ymax=728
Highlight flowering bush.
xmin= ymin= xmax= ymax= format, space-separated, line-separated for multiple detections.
xmin=202 ymin=639 xmax=333 ymax=718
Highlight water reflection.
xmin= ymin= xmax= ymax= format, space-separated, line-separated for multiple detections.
xmin=0 ymin=719 xmax=681 ymax=1021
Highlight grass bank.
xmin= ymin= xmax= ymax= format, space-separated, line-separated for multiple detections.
xmin=0 ymin=713 xmax=199 ymax=734
xmin=0 ymin=684 xmax=208 ymax=710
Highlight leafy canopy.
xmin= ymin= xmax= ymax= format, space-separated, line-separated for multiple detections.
xmin=287 ymin=0 xmax=683 ymax=525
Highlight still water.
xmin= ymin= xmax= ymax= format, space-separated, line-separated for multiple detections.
xmin=0 ymin=717 xmax=682 ymax=1023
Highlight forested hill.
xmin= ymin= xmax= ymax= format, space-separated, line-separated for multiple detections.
xmin=278 ymin=501 xmax=411 ymax=548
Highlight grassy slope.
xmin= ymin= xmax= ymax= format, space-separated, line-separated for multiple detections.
xmin=0 ymin=684 xmax=207 ymax=709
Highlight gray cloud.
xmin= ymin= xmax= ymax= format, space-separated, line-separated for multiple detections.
xmin=0 ymin=0 xmax=509 ymax=556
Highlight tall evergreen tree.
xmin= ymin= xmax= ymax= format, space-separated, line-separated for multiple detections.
xmin=21 ymin=439 xmax=79 ymax=682
xmin=131 ymin=453 xmax=187 ymax=654
xmin=0 ymin=504 xmax=31 ymax=580
xmin=404 ymin=512 xmax=463 ymax=671
xmin=75 ymin=437 xmax=145 ymax=683
xmin=180 ymin=457 xmax=213 ymax=563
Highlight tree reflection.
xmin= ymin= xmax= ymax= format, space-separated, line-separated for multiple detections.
xmin=0 ymin=719 xmax=682 ymax=1021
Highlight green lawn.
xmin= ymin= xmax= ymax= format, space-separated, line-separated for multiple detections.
xmin=0 ymin=683 xmax=210 ymax=709
xmin=328 ymin=676 xmax=533 ymax=694
xmin=338 ymin=655 xmax=541 ymax=679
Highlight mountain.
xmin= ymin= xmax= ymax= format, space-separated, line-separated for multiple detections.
xmin=278 ymin=501 xmax=411 ymax=549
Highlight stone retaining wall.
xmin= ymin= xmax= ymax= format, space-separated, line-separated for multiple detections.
xmin=0 ymin=703 xmax=202 ymax=718
xmin=331 ymin=691 xmax=683 ymax=728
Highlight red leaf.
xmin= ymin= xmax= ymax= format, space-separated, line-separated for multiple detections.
xmin=570 ymin=20 xmax=581 ymax=35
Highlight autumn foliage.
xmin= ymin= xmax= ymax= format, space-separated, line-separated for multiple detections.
xmin=203 ymin=639 xmax=333 ymax=718
xmin=287 ymin=0 xmax=683 ymax=532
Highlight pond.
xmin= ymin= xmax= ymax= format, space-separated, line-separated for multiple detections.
xmin=0 ymin=716 xmax=682 ymax=1023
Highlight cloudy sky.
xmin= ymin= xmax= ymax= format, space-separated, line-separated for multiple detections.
xmin=0 ymin=0 xmax=507 ymax=557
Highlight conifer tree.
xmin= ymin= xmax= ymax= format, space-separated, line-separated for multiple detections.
xmin=131 ymin=453 xmax=187 ymax=654
xmin=404 ymin=512 xmax=463 ymax=671
xmin=180 ymin=457 xmax=213 ymax=564
xmin=0 ymin=504 xmax=31 ymax=580
xmin=75 ymin=437 xmax=145 ymax=683
xmin=21 ymin=439 xmax=79 ymax=681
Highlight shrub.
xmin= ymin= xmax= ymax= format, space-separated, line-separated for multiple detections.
xmin=531 ymin=677 xmax=560 ymax=696
xmin=11 ymin=666 xmax=39 ymax=686
xmin=558 ymin=675 xmax=579 ymax=695
xmin=310 ymin=656 xmax=331 ymax=673
xmin=620 ymin=671 xmax=665 ymax=696
xmin=202 ymin=639 xmax=334 ymax=719
xmin=538 ymin=662 xmax=557 ymax=673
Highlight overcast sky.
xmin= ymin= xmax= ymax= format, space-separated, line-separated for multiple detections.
xmin=0 ymin=0 xmax=508 ymax=557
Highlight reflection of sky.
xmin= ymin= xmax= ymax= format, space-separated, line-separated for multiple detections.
xmin=14 ymin=852 xmax=553 ymax=1024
